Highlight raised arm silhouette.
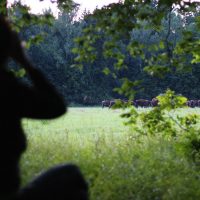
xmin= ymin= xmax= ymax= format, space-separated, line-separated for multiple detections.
xmin=0 ymin=16 xmax=88 ymax=200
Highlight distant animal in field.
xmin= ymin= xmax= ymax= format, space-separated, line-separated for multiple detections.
xmin=109 ymin=99 xmax=128 ymax=108
xmin=151 ymin=98 xmax=159 ymax=107
xmin=102 ymin=100 xmax=111 ymax=108
xmin=198 ymin=100 xmax=200 ymax=107
xmin=102 ymin=99 xmax=123 ymax=109
xmin=186 ymin=100 xmax=192 ymax=107
xmin=135 ymin=99 xmax=151 ymax=108
xmin=187 ymin=99 xmax=199 ymax=108
xmin=103 ymin=98 xmax=160 ymax=109
xmin=109 ymin=100 xmax=116 ymax=108
xmin=189 ymin=100 xmax=196 ymax=108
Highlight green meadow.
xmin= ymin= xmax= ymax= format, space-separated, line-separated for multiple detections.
xmin=21 ymin=107 xmax=200 ymax=200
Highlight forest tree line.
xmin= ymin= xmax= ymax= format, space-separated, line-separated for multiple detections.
xmin=11 ymin=4 xmax=200 ymax=105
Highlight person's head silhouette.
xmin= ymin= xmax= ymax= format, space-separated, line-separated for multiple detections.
xmin=0 ymin=16 xmax=66 ymax=199
xmin=0 ymin=16 xmax=88 ymax=200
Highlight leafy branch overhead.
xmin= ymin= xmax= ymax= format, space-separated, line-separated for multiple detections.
xmin=4 ymin=0 xmax=77 ymax=45
xmin=73 ymin=0 xmax=200 ymax=82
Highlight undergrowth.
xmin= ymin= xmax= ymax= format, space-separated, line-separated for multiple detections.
xmin=20 ymin=106 xmax=200 ymax=200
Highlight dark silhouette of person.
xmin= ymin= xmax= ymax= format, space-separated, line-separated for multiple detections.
xmin=0 ymin=16 xmax=88 ymax=200
xmin=17 ymin=164 xmax=88 ymax=200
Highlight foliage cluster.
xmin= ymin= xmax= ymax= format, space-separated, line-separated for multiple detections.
xmin=5 ymin=0 xmax=200 ymax=105
xmin=73 ymin=0 xmax=200 ymax=102
xmin=120 ymin=89 xmax=200 ymax=161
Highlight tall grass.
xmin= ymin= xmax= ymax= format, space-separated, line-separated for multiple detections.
xmin=20 ymin=107 xmax=200 ymax=200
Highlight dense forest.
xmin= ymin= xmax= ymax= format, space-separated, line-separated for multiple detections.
xmin=10 ymin=2 xmax=200 ymax=105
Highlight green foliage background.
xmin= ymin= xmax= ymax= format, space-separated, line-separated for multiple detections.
xmin=5 ymin=0 xmax=200 ymax=105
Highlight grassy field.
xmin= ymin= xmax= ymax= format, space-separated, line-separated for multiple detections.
xmin=20 ymin=107 xmax=200 ymax=200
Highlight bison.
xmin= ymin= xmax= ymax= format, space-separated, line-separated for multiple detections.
xmin=135 ymin=99 xmax=151 ymax=108
xmin=151 ymin=98 xmax=159 ymax=107
xmin=187 ymin=100 xmax=199 ymax=108
xmin=109 ymin=99 xmax=123 ymax=108
xmin=109 ymin=99 xmax=131 ymax=108
xmin=102 ymin=100 xmax=111 ymax=108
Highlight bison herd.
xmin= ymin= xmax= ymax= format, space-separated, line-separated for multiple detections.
xmin=186 ymin=100 xmax=200 ymax=108
xmin=102 ymin=98 xmax=159 ymax=108
xmin=102 ymin=98 xmax=200 ymax=108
